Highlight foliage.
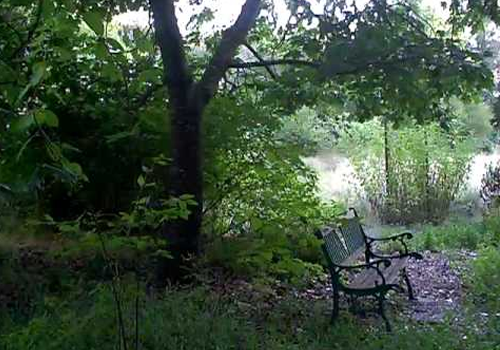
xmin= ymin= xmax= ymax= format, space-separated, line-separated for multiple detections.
xmin=339 ymin=120 xmax=474 ymax=224
xmin=480 ymin=161 xmax=500 ymax=208
xmin=275 ymin=105 xmax=342 ymax=154
xmin=203 ymin=122 xmax=343 ymax=281
xmin=46 ymin=192 xmax=196 ymax=272
xmin=415 ymin=221 xmax=486 ymax=251
xmin=0 ymin=0 xmax=494 ymax=220
xmin=1 ymin=283 xmax=499 ymax=350
xmin=1 ymin=284 xmax=257 ymax=350
xmin=469 ymin=246 xmax=500 ymax=312
xmin=0 ymin=0 xmax=166 ymax=219
xmin=448 ymin=97 xmax=494 ymax=150
xmin=409 ymin=213 xmax=500 ymax=251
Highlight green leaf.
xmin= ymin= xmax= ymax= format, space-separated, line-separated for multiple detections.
xmin=56 ymin=47 xmax=73 ymax=61
xmin=11 ymin=115 xmax=34 ymax=132
xmin=30 ymin=61 xmax=47 ymax=86
xmin=94 ymin=42 xmax=108 ymax=59
xmin=35 ymin=109 xmax=59 ymax=127
xmin=107 ymin=38 xmax=124 ymax=52
xmin=101 ymin=64 xmax=122 ymax=82
xmin=16 ymin=134 xmax=36 ymax=161
xmin=61 ymin=143 xmax=81 ymax=153
xmin=106 ymin=130 xmax=135 ymax=143
xmin=83 ymin=11 xmax=104 ymax=36
xmin=138 ymin=69 xmax=162 ymax=84
xmin=62 ymin=161 xmax=88 ymax=182
xmin=137 ymin=175 xmax=146 ymax=188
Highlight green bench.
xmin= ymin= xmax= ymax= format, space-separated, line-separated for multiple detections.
xmin=315 ymin=208 xmax=423 ymax=331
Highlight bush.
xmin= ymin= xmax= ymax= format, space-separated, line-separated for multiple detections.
xmin=469 ymin=246 xmax=500 ymax=312
xmin=480 ymin=161 xmax=500 ymax=208
xmin=483 ymin=209 xmax=500 ymax=244
xmin=339 ymin=120 xmax=474 ymax=224
xmin=410 ymin=213 xmax=499 ymax=251
xmin=416 ymin=221 xmax=484 ymax=251
xmin=203 ymin=126 xmax=344 ymax=281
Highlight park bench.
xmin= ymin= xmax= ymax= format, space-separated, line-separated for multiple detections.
xmin=315 ymin=208 xmax=423 ymax=331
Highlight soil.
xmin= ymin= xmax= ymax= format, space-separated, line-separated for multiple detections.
xmin=292 ymin=251 xmax=473 ymax=323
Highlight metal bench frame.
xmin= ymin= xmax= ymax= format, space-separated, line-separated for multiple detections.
xmin=316 ymin=208 xmax=423 ymax=331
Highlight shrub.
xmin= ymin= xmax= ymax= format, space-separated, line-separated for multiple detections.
xmin=410 ymin=222 xmax=480 ymax=251
xmin=483 ymin=209 xmax=500 ymax=244
xmin=339 ymin=120 xmax=474 ymax=224
xmin=480 ymin=161 xmax=500 ymax=209
xmin=203 ymin=126 xmax=344 ymax=281
xmin=469 ymin=246 xmax=500 ymax=311
xmin=275 ymin=106 xmax=338 ymax=154
xmin=408 ymin=211 xmax=500 ymax=251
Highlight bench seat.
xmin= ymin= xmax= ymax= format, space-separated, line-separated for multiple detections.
xmin=348 ymin=256 xmax=408 ymax=290
xmin=316 ymin=208 xmax=423 ymax=331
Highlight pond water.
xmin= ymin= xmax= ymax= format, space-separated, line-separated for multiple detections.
xmin=304 ymin=147 xmax=500 ymax=219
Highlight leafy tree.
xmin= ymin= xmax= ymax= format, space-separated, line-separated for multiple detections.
xmin=148 ymin=0 xmax=494 ymax=264
xmin=1 ymin=0 xmax=499 ymax=276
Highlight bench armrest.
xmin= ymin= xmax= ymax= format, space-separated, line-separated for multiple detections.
xmin=336 ymin=258 xmax=391 ymax=271
xmin=335 ymin=259 xmax=392 ymax=286
xmin=366 ymin=231 xmax=414 ymax=242
xmin=370 ymin=251 xmax=424 ymax=260
xmin=366 ymin=232 xmax=423 ymax=261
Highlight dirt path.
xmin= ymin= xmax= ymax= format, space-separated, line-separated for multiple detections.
xmin=296 ymin=251 xmax=471 ymax=323
xmin=395 ymin=252 xmax=465 ymax=322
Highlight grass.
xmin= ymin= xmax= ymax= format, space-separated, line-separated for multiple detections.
xmin=1 ymin=211 xmax=500 ymax=350
xmin=1 ymin=283 xmax=499 ymax=350
xmin=376 ymin=211 xmax=500 ymax=252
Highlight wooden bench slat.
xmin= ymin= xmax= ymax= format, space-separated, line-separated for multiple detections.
xmin=348 ymin=256 xmax=408 ymax=290
xmin=341 ymin=246 xmax=365 ymax=266
xmin=317 ymin=208 xmax=422 ymax=331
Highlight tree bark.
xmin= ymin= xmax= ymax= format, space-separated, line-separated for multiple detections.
xmin=150 ymin=0 xmax=261 ymax=281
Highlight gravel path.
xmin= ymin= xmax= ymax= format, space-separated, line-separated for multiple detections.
xmin=295 ymin=251 xmax=469 ymax=323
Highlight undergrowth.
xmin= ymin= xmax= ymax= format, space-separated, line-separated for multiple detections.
xmin=1 ymin=282 xmax=499 ymax=350
xmin=383 ymin=212 xmax=500 ymax=252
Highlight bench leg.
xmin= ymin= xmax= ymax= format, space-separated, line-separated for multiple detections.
xmin=377 ymin=293 xmax=391 ymax=332
xmin=348 ymin=295 xmax=357 ymax=314
xmin=331 ymin=288 xmax=340 ymax=324
xmin=402 ymin=268 xmax=415 ymax=300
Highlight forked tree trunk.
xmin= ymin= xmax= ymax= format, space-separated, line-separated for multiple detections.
xmin=151 ymin=0 xmax=261 ymax=281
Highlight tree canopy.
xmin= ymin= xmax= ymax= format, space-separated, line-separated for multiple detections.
xmin=1 ymin=0 xmax=499 ymax=273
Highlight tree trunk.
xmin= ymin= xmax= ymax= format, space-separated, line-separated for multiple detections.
xmin=156 ymin=106 xmax=202 ymax=282
xmin=170 ymin=106 xmax=203 ymax=255
xmin=150 ymin=0 xmax=262 ymax=282
xmin=383 ymin=117 xmax=391 ymax=222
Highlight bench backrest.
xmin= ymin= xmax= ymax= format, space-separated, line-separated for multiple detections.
xmin=339 ymin=215 xmax=366 ymax=256
xmin=318 ymin=209 xmax=368 ymax=267
xmin=320 ymin=227 xmax=350 ymax=265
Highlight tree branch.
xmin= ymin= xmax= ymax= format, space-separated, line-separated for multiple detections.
xmin=228 ymin=59 xmax=320 ymax=69
xmin=243 ymin=42 xmax=278 ymax=79
xmin=151 ymin=0 xmax=192 ymax=106
xmin=227 ymin=52 xmax=431 ymax=79
xmin=193 ymin=0 xmax=262 ymax=109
